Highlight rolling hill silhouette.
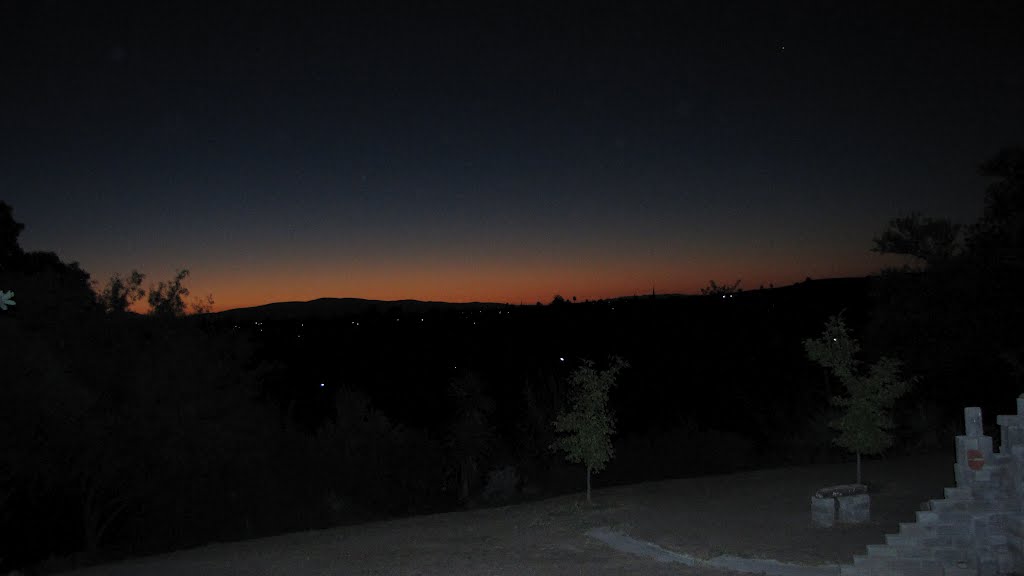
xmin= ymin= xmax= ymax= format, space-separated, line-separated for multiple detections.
xmin=215 ymin=297 xmax=506 ymax=321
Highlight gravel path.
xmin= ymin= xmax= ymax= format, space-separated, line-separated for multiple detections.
xmin=587 ymin=526 xmax=840 ymax=576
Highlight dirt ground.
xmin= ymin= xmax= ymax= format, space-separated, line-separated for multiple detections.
xmin=59 ymin=452 xmax=953 ymax=576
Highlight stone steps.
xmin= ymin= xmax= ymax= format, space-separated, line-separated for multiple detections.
xmin=834 ymin=400 xmax=1024 ymax=575
xmin=847 ymin=553 xmax=958 ymax=576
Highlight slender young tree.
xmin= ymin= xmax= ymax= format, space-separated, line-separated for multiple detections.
xmin=550 ymin=356 xmax=628 ymax=503
xmin=804 ymin=315 xmax=912 ymax=484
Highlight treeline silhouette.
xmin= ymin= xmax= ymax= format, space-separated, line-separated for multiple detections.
xmin=0 ymin=147 xmax=1020 ymax=573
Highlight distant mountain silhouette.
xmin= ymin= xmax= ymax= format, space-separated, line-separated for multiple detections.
xmin=215 ymin=297 xmax=506 ymax=321
xmin=213 ymin=277 xmax=871 ymax=321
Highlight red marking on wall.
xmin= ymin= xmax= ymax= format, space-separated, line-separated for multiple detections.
xmin=967 ymin=449 xmax=985 ymax=471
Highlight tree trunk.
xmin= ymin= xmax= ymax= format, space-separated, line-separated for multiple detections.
xmin=856 ymin=451 xmax=862 ymax=485
xmin=460 ymin=459 xmax=470 ymax=503
xmin=586 ymin=465 xmax=592 ymax=504
xmin=82 ymin=480 xmax=126 ymax=554
xmin=83 ymin=499 xmax=98 ymax=554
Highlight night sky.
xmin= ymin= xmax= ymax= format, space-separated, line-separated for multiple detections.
xmin=2 ymin=2 xmax=1022 ymax=310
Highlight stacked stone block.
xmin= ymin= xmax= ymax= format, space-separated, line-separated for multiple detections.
xmin=839 ymin=396 xmax=1024 ymax=576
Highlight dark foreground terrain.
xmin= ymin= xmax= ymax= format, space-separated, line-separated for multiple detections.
xmin=58 ymin=452 xmax=951 ymax=576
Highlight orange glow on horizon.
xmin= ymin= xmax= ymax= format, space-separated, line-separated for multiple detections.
xmin=168 ymin=256 xmax=901 ymax=313
xmin=111 ymin=245 xmax=912 ymax=314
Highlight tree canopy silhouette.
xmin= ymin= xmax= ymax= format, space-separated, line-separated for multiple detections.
xmin=98 ymin=270 xmax=146 ymax=314
xmin=868 ymin=146 xmax=1024 ymax=412
xmin=872 ymin=213 xmax=961 ymax=267
xmin=0 ymin=201 xmax=25 ymax=267
xmin=968 ymin=146 xmax=1024 ymax=266
xmin=146 ymin=269 xmax=213 ymax=316
xmin=700 ymin=279 xmax=741 ymax=296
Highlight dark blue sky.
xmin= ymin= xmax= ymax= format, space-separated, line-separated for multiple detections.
xmin=2 ymin=2 xmax=1022 ymax=309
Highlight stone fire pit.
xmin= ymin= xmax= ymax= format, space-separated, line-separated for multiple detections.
xmin=811 ymin=483 xmax=870 ymax=527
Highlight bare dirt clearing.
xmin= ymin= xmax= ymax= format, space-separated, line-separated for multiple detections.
xmin=61 ymin=453 xmax=951 ymax=575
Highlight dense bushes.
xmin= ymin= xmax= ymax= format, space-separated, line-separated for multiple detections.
xmin=0 ymin=311 xmax=458 ymax=570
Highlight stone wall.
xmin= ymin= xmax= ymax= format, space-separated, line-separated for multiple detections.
xmin=840 ymin=395 xmax=1024 ymax=576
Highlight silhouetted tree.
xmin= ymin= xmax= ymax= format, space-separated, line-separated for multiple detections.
xmin=700 ymin=279 xmax=741 ymax=296
xmin=967 ymin=146 xmax=1024 ymax=267
xmin=868 ymin=147 xmax=1024 ymax=414
xmin=191 ymin=293 xmax=215 ymax=315
xmin=98 ymin=270 xmax=146 ymax=314
xmin=147 ymin=269 xmax=191 ymax=317
xmin=101 ymin=318 xmax=267 ymax=549
xmin=804 ymin=315 xmax=912 ymax=484
xmin=518 ymin=372 xmax=564 ymax=482
xmin=446 ymin=370 xmax=495 ymax=503
xmin=0 ymin=326 xmax=89 ymax=561
xmin=5 ymin=251 xmax=97 ymax=324
xmin=0 ymin=204 xmax=96 ymax=321
xmin=315 ymin=385 xmax=446 ymax=517
xmin=550 ymin=356 xmax=627 ymax=503
xmin=1 ymin=204 xmax=24 ymax=313
xmin=146 ymin=269 xmax=213 ymax=317
xmin=966 ymin=147 xmax=1024 ymax=401
xmin=0 ymin=205 xmax=254 ymax=568
xmin=0 ymin=202 xmax=24 ymax=267
xmin=872 ymin=213 xmax=961 ymax=267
